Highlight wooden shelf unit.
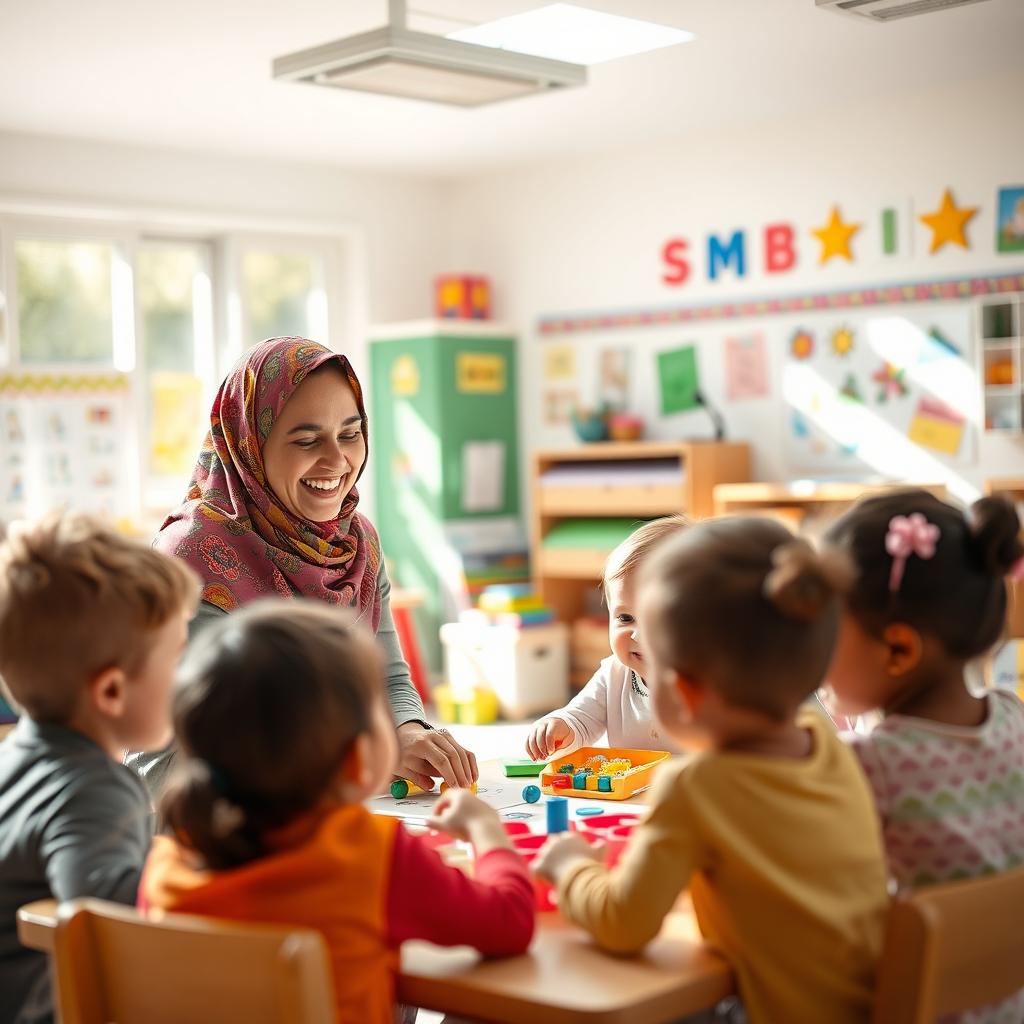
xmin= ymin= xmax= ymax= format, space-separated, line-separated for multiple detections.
xmin=531 ymin=441 xmax=750 ymax=625
xmin=713 ymin=481 xmax=948 ymax=534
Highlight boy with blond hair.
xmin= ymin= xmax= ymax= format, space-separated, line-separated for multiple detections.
xmin=0 ymin=513 xmax=198 ymax=1024
xmin=526 ymin=515 xmax=689 ymax=760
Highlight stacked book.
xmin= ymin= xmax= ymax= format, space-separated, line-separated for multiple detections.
xmin=460 ymin=583 xmax=555 ymax=629
xmin=459 ymin=550 xmax=530 ymax=603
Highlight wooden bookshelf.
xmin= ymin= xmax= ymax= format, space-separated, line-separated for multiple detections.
xmin=713 ymin=480 xmax=948 ymax=534
xmin=531 ymin=441 xmax=750 ymax=625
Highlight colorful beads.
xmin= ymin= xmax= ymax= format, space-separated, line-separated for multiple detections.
xmin=600 ymin=759 xmax=632 ymax=776
xmin=557 ymin=764 xmax=575 ymax=775
xmin=583 ymin=755 xmax=608 ymax=772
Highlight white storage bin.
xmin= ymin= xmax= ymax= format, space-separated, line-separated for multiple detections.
xmin=440 ymin=621 xmax=569 ymax=719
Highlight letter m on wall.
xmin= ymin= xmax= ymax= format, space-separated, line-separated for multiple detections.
xmin=707 ymin=230 xmax=746 ymax=281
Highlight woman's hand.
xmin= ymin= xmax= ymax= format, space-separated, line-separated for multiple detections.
xmin=525 ymin=717 xmax=572 ymax=762
xmin=427 ymin=788 xmax=507 ymax=854
xmin=395 ymin=722 xmax=479 ymax=791
xmin=533 ymin=833 xmax=601 ymax=885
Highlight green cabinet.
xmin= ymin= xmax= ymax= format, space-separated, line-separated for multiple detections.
xmin=370 ymin=321 xmax=520 ymax=672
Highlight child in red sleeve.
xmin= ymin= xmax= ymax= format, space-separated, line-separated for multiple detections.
xmin=141 ymin=599 xmax=534 ymax=1024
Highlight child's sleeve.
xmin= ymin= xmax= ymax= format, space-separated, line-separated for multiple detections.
xmin=41 ymin=765 xmax=151 ymax=905
xmin=385 ymin=827 xmax=535 ymax=956
xmin=546 ymin=658 xmax=614 ymax=750
xmin=557 ymin=760 xmax=699 ymax=953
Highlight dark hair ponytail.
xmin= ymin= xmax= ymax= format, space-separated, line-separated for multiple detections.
xmin=159 ymin=599 xmax=379 ymax=870
xmin=970 ymin=494 xmax=1024 ymax=575
xmin=162 ymin=759 xmax=264 ymax=870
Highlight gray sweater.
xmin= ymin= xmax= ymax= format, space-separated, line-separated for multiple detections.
xmin=125 ymin=560 xmax=426 ymax=799
xmin=0 ymin=719 xmax=151 ymax=1024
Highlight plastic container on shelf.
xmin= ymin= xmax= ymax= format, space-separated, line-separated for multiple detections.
xmin=440 ymin=620 xmax=569 ymax=719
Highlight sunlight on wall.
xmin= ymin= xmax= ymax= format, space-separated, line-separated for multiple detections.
xmin=783 ymin=362 xmax=980 ymax=505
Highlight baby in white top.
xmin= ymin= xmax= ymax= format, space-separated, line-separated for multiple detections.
xmin=526 ymin=516 xmax=689 ymax=760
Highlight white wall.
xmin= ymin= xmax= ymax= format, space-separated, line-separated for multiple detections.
xmin=445 ymin=68 xmax=1024 ymax=499
xmin=0 ymin=129 xmax=450 ymax=330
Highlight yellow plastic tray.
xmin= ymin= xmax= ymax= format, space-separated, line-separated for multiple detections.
xmin=539 ymin=746 xmax=671 ymax=801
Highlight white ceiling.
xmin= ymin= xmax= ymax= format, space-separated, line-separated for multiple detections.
xmin=2 ymin=0 xmax=1022 ymax=178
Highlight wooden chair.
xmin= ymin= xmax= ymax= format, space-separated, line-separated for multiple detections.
xmin=53 ymin=898 xmax=335 ymax=1024
xmin=872 ymin=864 xmax=1024 ymax=1023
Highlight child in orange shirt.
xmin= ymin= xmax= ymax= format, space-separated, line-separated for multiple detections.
xmin=141 ymin=600 xmax=534 ymax=1024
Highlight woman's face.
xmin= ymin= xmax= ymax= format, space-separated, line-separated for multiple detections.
xmin=262 ymin=365 xmax=366 ymax=523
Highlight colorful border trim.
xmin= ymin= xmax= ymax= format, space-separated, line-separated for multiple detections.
xmin=537 ymin=270 xmax=1024 ymax=337
xmin=0 ymin=374 xmax=130 ymax=394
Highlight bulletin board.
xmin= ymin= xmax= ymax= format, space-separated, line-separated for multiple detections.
xmin=780 ymin=304 xmax=977 ymax=471
xmin=537 ymin=294 xmax=984 ymax=489
xmin=0 ymin=373 xmax=137 ymax=524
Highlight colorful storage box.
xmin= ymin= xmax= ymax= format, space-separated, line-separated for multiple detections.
xmin=539 ymin=746 xmax=671 ymax=801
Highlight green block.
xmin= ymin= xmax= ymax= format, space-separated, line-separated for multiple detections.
xmin=503 ymin=760 xmax=546 ymax=777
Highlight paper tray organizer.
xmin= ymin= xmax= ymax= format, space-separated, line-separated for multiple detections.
xmin=539 ymin=746 xmax=671 ymax=801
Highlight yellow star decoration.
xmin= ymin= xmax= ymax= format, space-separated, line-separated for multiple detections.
xmin=811 ymin=206 xmax=861 ymax=264
xmin=919 ymin=188 xmax=978 ymax=253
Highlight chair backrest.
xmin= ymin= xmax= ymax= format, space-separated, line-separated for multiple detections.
xmin=55 ymin=898 xmax=336 ymax=1024
xmin=872 ymin=864 xmax=1024 ymax=1023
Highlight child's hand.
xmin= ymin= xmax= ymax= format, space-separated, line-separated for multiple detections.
xmin=525 ymin=717 xmax=572 ymax=761
xmin=427 ymin=789 xmax=507 ymax=854
xmin=533 ymin=833 xmax=601 ymax=884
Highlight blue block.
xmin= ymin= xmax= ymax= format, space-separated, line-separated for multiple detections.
xmin=573 ymin=771 xmax=588 ymax=789
xmin=598 ymin=776 xmax=612 ymax=792
xmin=546 ymin=796 xmax=569 ymax=834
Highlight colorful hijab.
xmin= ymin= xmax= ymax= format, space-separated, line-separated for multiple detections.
xmin=155 ymin=338 xmax=382 ymax=631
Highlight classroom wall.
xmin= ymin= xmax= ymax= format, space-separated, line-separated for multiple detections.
xmin=444 ymin=67 xmax=1024 ymax=499
xmin=0 ymin=129 xmax=450 ymax=330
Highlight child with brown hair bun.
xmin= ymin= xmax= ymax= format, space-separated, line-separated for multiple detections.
xmin=535 ymin=516 xmax=889 ymax=1024
xmin=142 ymin=599 xmax=533 ymax=1024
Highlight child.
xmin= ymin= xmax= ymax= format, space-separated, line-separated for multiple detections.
xmin=535 ymin=517 xmax=890 ymax=1024
xmin=526 ymin=516 xmax=688 ymax=761
xmin=141 ymin=599 xmax=534 ymax=1024
xmin=0 ymin=513 xmax=199 ymax=1024
xmin=824 ymin=489 xmax=1024 ymax=890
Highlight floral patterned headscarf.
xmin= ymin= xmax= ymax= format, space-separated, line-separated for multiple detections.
xmin=154 ymin=337 xmax=382 ymax=631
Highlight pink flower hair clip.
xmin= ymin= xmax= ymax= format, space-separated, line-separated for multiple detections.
xmin=885 ymin=513 xmax=940 ymax=593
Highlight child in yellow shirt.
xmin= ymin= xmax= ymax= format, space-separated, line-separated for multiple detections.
xmin=535 ymin=516 xmax=890 ymax=1024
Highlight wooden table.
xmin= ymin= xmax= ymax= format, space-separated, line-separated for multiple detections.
xmin=19 ymin=899 xmax=733 ymax=1024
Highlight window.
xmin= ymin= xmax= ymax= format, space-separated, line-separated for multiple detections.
xmin=137 ymin=241 xmax=214 ymax=488
xmin=15 ymin=239 xmax=116 ymax=363
xmin=241 ymin=249 xmax=327 ymax=345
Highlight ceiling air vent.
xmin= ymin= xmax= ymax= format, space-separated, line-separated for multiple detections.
xmin=816 ymin=0 xmax=992 ymax=20
xmin=273 ymin=0 xmax=585 ymax=107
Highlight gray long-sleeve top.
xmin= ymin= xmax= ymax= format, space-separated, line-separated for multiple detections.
xmin=0 ymin=718 xmax=151 ymax=1024
xmin=125 ymin=560 xmax=425 ymax=799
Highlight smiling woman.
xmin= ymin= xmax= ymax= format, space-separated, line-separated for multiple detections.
xmin=126 ymin=337 xmax=478 ymax=797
